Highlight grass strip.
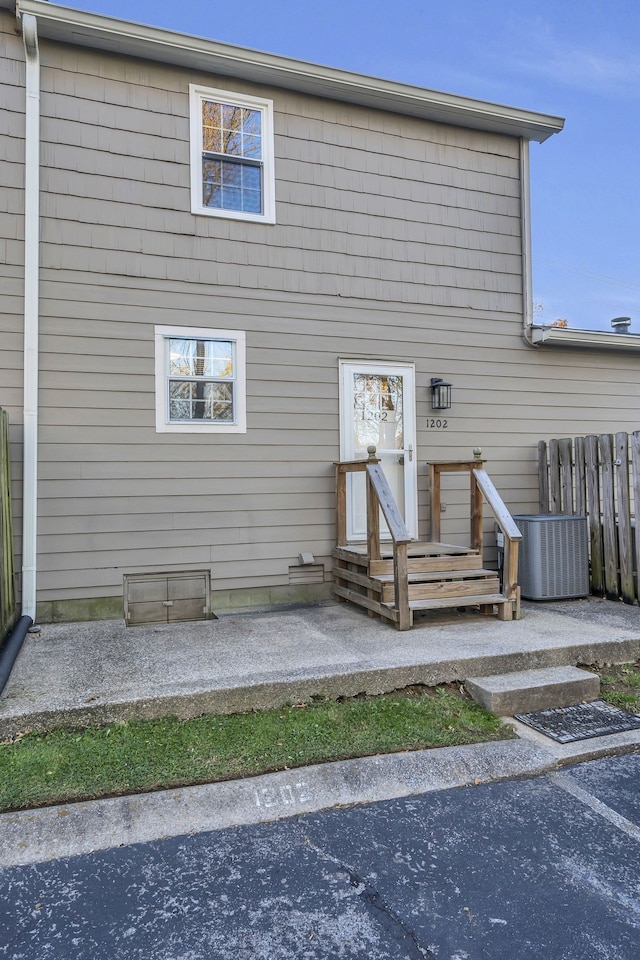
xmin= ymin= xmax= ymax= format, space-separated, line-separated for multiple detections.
xmin=598 ymin=661 xmax=640 ymax=714
xmin=0 ymin=687 xmax=509 ymax=813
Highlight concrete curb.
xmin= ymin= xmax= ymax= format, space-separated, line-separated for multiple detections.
xmin=1 ymin=739 xmax=556 ymax=868
xmin=3 ymin=725 xmax=640 ymax=869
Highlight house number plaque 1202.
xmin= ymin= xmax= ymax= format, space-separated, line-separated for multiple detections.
xmin=426 ymin=418 xmax=448 ymax=429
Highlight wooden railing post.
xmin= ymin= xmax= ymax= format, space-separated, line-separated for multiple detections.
xmin=394 ymin=542 xmax=410 ymax=630
xmin=335 ymin=464 xmax=347 ymax=547
xmin=429 ymin=463 xmax=441 ymax=543
xmin=470 ymin=448 xmax=483 ymax=554
xmin=366 ymin=469 xmax=381 ymax=562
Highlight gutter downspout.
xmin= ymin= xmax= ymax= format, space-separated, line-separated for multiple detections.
xmin=520 ymin=138 xmax=538 ymax=345
xmin=21 ymin=10 xmax=40 ymax=621
xmin=520 ymin=138 xmax=549 ymax=347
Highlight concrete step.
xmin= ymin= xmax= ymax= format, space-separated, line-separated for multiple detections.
xmin=465 ymin=666 xmax=600 ymax=716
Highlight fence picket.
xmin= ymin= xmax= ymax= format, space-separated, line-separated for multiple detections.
xmin=615 ymin=432 xmax=634 ymax=604
xmin=549 ymin=439 xmax=561 ymax=513
xmin=559 ymin=438 xmax=574 ymax=514
xmin=632 ymin=432 xmax=640 ymax=603
xmin=538 ymin=440 xmax=549 ymax=513
xmin=584 ymin=434 xmax=604 ymax=597
xmin=599 ymin=434 xmax=619 ymax=600
xmin=574 ymin=437 xmax=586 ymax=516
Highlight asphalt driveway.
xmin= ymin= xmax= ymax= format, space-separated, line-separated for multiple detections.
xmin=2 ymin=752 xmax=639 ymax=959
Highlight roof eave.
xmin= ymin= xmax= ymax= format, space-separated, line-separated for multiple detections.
xmin=14 ymin=0 xmax=564 ymax=142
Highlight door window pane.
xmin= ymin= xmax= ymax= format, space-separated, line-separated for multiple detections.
xmin=352 ymin=374 xmax=403 ymax=450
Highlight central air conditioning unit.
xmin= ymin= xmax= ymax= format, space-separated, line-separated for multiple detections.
xmin=513 ymin=514 xmax=589 ymax=600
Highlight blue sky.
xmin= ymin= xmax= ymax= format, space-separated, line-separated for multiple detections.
xmin=64 ymin=0 xmax=640 ymax=332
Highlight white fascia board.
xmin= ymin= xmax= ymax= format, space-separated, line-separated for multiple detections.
xmin=15 ymin=0 xmax=564 ymax=143
xmin=528 ymin=325 xmax=640 ymax=353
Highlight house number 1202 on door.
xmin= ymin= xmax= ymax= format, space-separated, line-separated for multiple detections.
xmin=426 ymin=418 xmax=448 ymax=429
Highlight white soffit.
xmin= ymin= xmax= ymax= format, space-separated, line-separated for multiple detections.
xmin=14 ymin=0 xmax=564 ymax=143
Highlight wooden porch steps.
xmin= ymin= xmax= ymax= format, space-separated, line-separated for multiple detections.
xmin=333 ymin=540 xmax=515 ymax=627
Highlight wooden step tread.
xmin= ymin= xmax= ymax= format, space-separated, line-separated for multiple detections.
xmin=373 ymin=568 xmax=498 ymax=584
xmin=383 ymin=593 xmax=507 ymax=612
xmin=334 ymin=541 xmax=479 ymax=559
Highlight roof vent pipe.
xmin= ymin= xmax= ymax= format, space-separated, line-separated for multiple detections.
xmin=611 ymin=317 xmax=631 ymax=333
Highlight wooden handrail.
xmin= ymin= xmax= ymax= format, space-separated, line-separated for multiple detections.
xmin=335 ymin=445 xmax=411 ymax=629
xmin=428 ymin=454 xmax=521 ymax=619
xmin=473 ymin=467 xmax=522 ymax=619
xmin=472 ymin=469 xmax=522 ymax=543
xmin=366 ymin=463 xmax=411 ymax=545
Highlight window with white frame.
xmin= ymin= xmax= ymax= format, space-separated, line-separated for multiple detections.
xmin=189 ymin=84 xmax=275 ymax=223
xmin=155 ymin=326 xmax=247 ymax=433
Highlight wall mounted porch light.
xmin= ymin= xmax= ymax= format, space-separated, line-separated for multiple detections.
xmin=430 ymin=377 xmax=452 ymax=410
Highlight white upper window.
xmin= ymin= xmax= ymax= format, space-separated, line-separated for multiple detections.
xmin=189 ymin=85 xmax=275 ymax=223
xmin=155 ymin=326 xmax=247 ymax=433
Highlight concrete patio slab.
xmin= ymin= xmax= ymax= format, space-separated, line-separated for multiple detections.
xmin=1 ymin=597 xmax=638 ymax=737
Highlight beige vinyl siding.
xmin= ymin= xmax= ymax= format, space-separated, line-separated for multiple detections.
xmin=4 ymin=25 xmax=639 ymax=613
xmin=33 ymin=276 xmax=640 ymax=604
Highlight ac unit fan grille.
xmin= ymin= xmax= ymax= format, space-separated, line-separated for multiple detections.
xmin=514 ymin=515 xmax=589 ymax=600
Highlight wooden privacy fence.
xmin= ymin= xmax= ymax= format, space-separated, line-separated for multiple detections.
xmin=0 ymin=408 xmax=18 ymax=642
xmin=538 ymin=432 xmax=640 ymax=604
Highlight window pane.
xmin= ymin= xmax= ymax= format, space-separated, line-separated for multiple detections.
xmin=169 ymin=381 xmax=234 ymax=422
xmin=222 ymin=103 xmax=243 ymax=131
xmin=224 ymin=131 xmax=242 ymax=155
xmin=202 ymin=159 xmax=222 ymax=184
xmin=243 ymin=165 xmax=261 ymax=191
xmin=242 ymin=190 xmax=262 ymax=213
xmin=222 ymin=186 xmax=243 ymax=211
xmin=202 ymin=126 xmax=222 ymax=153
xmin=352 ymin=374 xmax=404 ymax=449
xmin=242 ymin=134 xmax=261 ymax=159
xmin=202 ymin=100 xmax=221 ymax=127
xmin=203 ymin=101 xmax=262 ymax=160
xmin=242 ymin=109 xmax=261 ymax=136
xmin=168 ymin=339 xmax=234 ymax=378
xmin=203 ymin=158 xmax=262 ymax=213
xmin=222 ymin=162 xmax=242 ymax=187
xmin=205 ymin=382 xmax=234 ymax=421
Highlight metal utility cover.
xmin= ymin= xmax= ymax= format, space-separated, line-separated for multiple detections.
xmin=515 ymin=700 xmax=640 ymax=743
xmin=124 ymin=571 xmax=211 ymax=626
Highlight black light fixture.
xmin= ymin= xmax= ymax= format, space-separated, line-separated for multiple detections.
xmin=430 ymin=377 xmax=452 ymax=410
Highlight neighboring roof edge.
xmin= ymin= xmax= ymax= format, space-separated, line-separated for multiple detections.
xmin=13 ymin=0 xmax=564 ymax=143
xmin=528 ymin=325 xmax=640 ymax=352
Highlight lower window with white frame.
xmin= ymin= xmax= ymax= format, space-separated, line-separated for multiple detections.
xmin=155 ymin=326 xmax=247 ymax=433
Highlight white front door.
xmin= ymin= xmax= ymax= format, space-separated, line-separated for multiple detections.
xmin=339 ymin=360 xmax=418 ymax=542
